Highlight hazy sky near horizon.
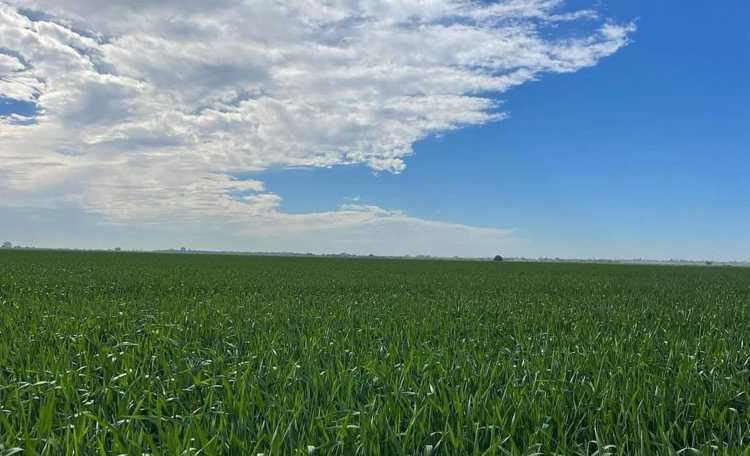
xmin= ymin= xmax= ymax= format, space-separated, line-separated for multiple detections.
xmin=1 ymin=1 xmax=748 ymax=260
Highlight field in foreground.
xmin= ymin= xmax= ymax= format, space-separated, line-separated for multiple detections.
xmin=0 ymin=251 xmax=749 ymax=455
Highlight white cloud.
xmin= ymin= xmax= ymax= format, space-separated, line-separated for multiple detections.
xmin=0 ymin=1 xmax=633 ymax=254
xmin=0 ymin=52 xmax=24 ymax=73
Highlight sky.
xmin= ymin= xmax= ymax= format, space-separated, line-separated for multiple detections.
xmin=0 ymin=1 xmax=748 ymax=260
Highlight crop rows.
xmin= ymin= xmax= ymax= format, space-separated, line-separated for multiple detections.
xmin=1 ymin=250 xmax=749 ymax=455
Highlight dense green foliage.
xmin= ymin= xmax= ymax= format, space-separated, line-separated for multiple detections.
xmin=1 ymin=250 xmax=749 ymax=455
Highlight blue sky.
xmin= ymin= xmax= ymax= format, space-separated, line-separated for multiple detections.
xmin=0 ymin=1 xmax=748 ymax=260
xmin=239 ymin=1 xmax=750 ymax=260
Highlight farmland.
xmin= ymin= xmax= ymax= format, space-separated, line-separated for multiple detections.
xmin=0 ymin=250 xmax=749 ymax=455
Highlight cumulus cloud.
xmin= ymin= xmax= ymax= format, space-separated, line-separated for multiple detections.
xmin=0 ymin=0 xmax=634 ymax=253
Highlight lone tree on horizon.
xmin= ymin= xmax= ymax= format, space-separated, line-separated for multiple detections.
xmin=493 ymin=255 xmax=503 ymax=262
xmin=2 ymin=241 xmax=12 ymax=249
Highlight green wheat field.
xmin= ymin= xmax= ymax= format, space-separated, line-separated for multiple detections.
xmin=1 ymin=250 xmax=749 ymax=455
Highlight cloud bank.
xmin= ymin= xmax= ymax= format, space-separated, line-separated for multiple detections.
xmin=0 ymin=0 xmax=634 ymax=254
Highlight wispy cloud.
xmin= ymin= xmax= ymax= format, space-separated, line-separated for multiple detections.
xmin=0 ymin=1 xmax=634 ymax=253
